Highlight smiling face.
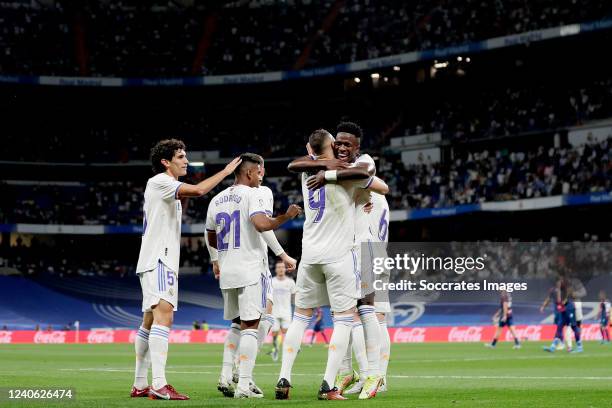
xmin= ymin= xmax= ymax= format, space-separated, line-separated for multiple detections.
xmin=334 ymin=132 xmax=360 ymax=163
xmin=163 ymin=149 xmax=189 ymax=179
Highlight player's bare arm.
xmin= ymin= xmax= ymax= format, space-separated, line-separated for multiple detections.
xmin=305 ymin=167 xmax=372 ymax=190
xmin=177 ymin=157 xmax=242 ymax=198
xmin=287 ymin=156 xmax=348 ymax=173
xmin=250 ymin=204 xmax=303 ymax=232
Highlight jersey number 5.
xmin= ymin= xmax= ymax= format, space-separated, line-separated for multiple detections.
xmin=216 ymin=210 xmax=241 ymax=250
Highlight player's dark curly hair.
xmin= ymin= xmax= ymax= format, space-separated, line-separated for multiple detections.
xmin=336 ymin=121 xmax=363 ymax=140
xmin=234 ymin=152 xmax=263 ymax=176
xmin=150 ymin=139 xmax=186 ymax=174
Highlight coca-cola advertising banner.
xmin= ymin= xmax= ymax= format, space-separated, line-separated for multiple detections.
xmin=0 ymin=324 xmax=604 ymax=344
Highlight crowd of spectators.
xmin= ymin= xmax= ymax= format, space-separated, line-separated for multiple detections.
xmin=382 ymin=137 xmax=612 ymax=209
xmin=1 ymin=235 xmax=209 ymax=278
xmin=1 ymin=0 xmax=610 ymax=76
xmin=2 ymin=138 xmax=611 ymax=226
xmin=2 ymin=74 xmax=611 ymax=164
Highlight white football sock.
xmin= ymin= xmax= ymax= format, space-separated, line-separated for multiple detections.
xmin=149 ymin=324 xmax=170 ymax=390
xmin=323 ymin=314 xmax=353 ymax=386
xmin=340 ymin=333 xmax=353 ymax=374
xmin=279 ymin=312 xmax=311 ymax=383
xmin=258 ymin=314 xmax=275 ymax=350
xmin=351 ymin=322 xmax=368 ymax=379
xmin=358 ymin=305 xmax=381 ymax=376
xmin=221 ymin=323 xmax=240 ymax=381
xmin=133 ymin=326 xmax=150 ymax=389
xmin=379 ymin=320 xmax=390 ymax=378
xmin=237 ymin=329 xmax=258 ymax=390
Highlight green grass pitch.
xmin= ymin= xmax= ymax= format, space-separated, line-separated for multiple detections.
xmin=1 ymin=341 xmax=611 ymax=407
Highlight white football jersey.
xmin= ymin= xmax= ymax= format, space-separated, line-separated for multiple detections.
xmin=136 ymin=173 xmax=183 ymax=274
xmin=258 ymin=185 xmax=275 ymax=267
xmin=354 ymin=154 xmax=376 ymax=243
xmin=368 ymin=192 xmax=390 ymax=245
xmin=300 ymin=170 xmax=371 ymax=264
xmin=271 ymin=276 xmax=297 ymax=316
xmin=206 ymin=184 xmax=269 ymax=290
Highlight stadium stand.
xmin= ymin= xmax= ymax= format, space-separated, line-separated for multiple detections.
xmin=1 ymin=0 xmax=610 ymax=76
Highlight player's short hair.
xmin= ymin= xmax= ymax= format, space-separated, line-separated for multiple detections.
xmin=336 ymin=121 xmax=363 ymax=141
xmin=235 ymin=152 xmax=263 ymax=176
xmin=308 ymin=129 xmax=331 ymax=155
xmin=150 ymin=139 xmax=186 ymax=174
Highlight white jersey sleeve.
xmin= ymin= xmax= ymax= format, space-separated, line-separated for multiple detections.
xmin=207 ymin=184 xmax=268 ymax=289
xmin=257 ymin=186 xmax=284 ymax=259
xmin=136 ymin=173 xmax=183 ymax=273
xmin=150 ymin=173 xmax=183 ymax=201
xmin=368 ymin=192 xmax=390 ymax=244
xmin=353 ymin=154 xmax=377 ymax=242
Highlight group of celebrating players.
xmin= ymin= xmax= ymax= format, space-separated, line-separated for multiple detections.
xmin=129 ymin=122 xmax=392 ymax=400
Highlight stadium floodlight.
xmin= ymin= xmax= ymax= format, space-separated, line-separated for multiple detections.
xmin=354 ymin=77 xmax=361 ymax=83
xmin=189 ymin=162 xmax=205 ymax=167
xmin=457 ymin=56 xmax=463 ymax=61
xmin=371 ymin=73 xmax=380 ymax=79
xmin=434 ymin=61 xmax=449 ymax=69
xmin=393 ymin=66 xmax=401 ymax=71
xmin=466 ymin=57 xmax=471 ymax=62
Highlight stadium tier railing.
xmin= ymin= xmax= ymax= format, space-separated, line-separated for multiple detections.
xmin=0 ymin=19 xmax=610 ymax=87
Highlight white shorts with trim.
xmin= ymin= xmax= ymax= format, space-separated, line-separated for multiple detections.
xmin=222 ymin=277 xmax=265 ymax=321
xmin=271 ymin=313 xmax=292 ymax=332
xmin=361 ymin=239 xmax=391 ymax=298
xmin=139 ymin=260 xmax=178 ymax=312
xmin=295 ymin=248 xmax=360 ymax=313
xmin=264 ymin=273 xmax=273 ymax=305
xmin=373 ymin=267 xmax=390 ymax=313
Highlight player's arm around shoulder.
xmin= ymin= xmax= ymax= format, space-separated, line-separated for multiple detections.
xmin=177 ymin=157 xmax=242 ymax=198
xmin=287 ymin=156 xmax=348 ymax=173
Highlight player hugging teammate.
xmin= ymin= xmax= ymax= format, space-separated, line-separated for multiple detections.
xmin=275 ymin=122 xmax=392 ymax=400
